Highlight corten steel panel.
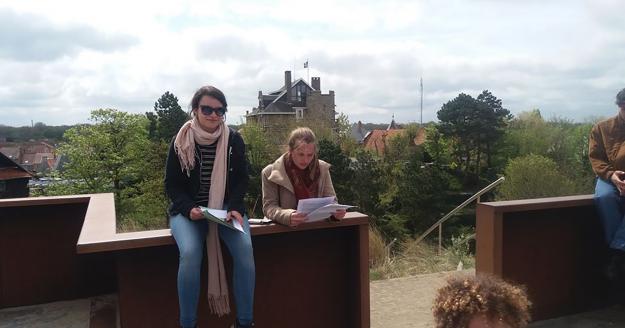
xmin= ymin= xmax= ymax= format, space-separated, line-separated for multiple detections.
xmin=356 ymin=224 xmax=370 ymax=328
xmin=477 ymin=198 xmax=610 ymax=321
xmin=116 ymin=225 xmax=368 ymax=328
xmin=476 ymin=205 xmax=503 ymax=275
xmin=500 ymin=206 xmax=608 ymax=320
xmin=0 ymin=203 xmax=116 ymax=308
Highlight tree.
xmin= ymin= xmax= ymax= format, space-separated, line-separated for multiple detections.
xmin=0 ymin=123 xmax=73 ymax=142
xmin=476 ymin=90 xmax=511 ymax=170
xmin=437 ymin=93 xmax=482 ymax=179
xmin=423 ymin=125 xmax=454 ymax=167
xmin=147 ymin=91 xmax=189 ymax=141
xmin=318 ymin=139 xmax=354 ymax=205
xmin=350 ymin=149 xmax=384 ymax=217
xmin=56 ymin=109 xmax=158 ymax=227
xmin=384 ymin=123 xmax=421 ymax=163
xmin=392 ymin=152 xmax=459 ymax=236
xmin=240 ymin=121 xmax=280 ymax=217
xmin=496 ymin=154 xmax=577 ymax=200
xmin=504 ymin=110 xmax=552 ymax=159
xmin=334 ymin=112 xmax=358 ymax=154
xmin=502 ymin=111 xmax=595 ymax=195
xmin=437 ymin=91 xmax=509 ymax=183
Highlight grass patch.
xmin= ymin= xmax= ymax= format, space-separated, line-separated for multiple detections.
xmin=369 ymin=227 xmax=475 ymax=280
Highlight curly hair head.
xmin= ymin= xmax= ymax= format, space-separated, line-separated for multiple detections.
xmin=432 ymin=274 xmax=531 ymax=328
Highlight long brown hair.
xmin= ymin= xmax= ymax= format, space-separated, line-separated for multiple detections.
xmin=287 ymin=127 xmax=319 ymax=178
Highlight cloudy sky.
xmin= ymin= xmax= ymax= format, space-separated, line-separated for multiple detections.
xmin=1 ymin=0 xmax=624 ymax=127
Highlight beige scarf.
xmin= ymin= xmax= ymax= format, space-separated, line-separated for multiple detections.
xmin=174 ymin=118 xmax=231 ymax=316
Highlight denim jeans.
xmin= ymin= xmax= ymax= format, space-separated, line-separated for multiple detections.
xmin=170 ymin=213 xmax=255 ymax=328
xmin=594 ymin=177 xmax=625 ymax=250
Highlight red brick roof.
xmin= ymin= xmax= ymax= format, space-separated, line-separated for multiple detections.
xmin=0 ymin=167 xmax=33 ymax=180
xmin=0 ymin=152 xmax=34 ymax=180
xmin=362 ymin=127 xmax=427 ymax=156
xmin=362 ymin=129 xmax=406 ymax=156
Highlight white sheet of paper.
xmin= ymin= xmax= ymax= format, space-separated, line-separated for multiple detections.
xmin=296 ymin=196 xmax=336 ymax=214
xmin=206 ymin=208 xmax=227 ymax=219
xmin=306 ymin=203 xmax=355 ymax=222
xmin=232 ymin=219 xmax=244 ymax=233
xmin=202 ymin=208 xmax=245 ymax=233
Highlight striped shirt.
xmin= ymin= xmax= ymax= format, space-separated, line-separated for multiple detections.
xmin=194 ymin=142 xmax=217 ymax=206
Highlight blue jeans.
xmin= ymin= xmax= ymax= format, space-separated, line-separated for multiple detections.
xmin=594 ymin=178 xmax=625 ymax=250
xmin=170 ymin=213 xmax=255 ymax=328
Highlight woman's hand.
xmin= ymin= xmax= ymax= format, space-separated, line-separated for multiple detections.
xmin=189 ymin=207 xmax=204 ymax=220
xmin=290 ymin=211 xmax=307 ymax=227
xmin=333 ymin=209 xmax=347 ymax=220
xmin=227 ymin=210 xmax=244 ymax=226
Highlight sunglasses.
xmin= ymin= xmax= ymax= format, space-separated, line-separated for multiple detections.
xmin=199 ymin=105 xmax=226 ymax=117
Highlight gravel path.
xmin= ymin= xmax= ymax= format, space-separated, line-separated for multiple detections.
xmin=370 ymin=270 xmax=475 ymax=328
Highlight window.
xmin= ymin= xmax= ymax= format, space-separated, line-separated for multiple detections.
xmin=0 ymin=181 xmax=6 ymax=193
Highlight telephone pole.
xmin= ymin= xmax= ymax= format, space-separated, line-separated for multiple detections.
xmin=420 ymin=77 xmax=423 ymax=126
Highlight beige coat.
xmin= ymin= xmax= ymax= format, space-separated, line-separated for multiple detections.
xmin=261 ymin=154 xmax=337 ymax=225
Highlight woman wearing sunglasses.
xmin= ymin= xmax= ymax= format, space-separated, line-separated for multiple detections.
xmin=165 ymin=85 xmax=255 ymax=328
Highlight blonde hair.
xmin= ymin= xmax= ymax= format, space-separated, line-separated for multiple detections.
xmin=287 ymin=127 xmax=319 ymax=175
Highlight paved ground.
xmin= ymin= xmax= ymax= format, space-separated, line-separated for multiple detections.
xmin=0 ymin=299 xmax=90 ymax=328
xmin=1 ymin=271 xmax=458 ymax=328
xmin=371 ymin=270 xmax=472 ymax=328
xmin=0 ymin=295 xmax=117 ymax=328
xmin=370 ymin=269 xmax=625 ymax=328
xmin=2 ymin=271 xmax=625 ymax=327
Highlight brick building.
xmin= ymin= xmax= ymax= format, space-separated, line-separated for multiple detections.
xmin=362 ymin=118 xmax=426 ymax=156
xmin=0 ymin=151 xmax=34 ymax=198
xmin=245 ymin=71 xmax=336 ymax=131
xmin=0 ymin=141 xmax=58 ymax=173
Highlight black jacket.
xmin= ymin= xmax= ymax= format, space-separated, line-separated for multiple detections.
xmin=165 ymin=127 xmax=249 ymax=219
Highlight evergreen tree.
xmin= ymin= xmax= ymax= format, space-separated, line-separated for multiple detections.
xmin=147 ymin=91 xmax=189 ymax=141
xmin=437 ymin=91 xmax=509 ymax=184
xmin=318 ymin=139 xmax=354 ymax=205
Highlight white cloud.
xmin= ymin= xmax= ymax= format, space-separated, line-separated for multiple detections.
xmin=0 ymin=0 xmax=624 ymax=127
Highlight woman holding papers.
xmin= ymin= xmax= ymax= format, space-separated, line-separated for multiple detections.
xmin=261 ymin=127 xmax=347 ymax=227
xmin=165 ymin=85 xmax=255 ymax=328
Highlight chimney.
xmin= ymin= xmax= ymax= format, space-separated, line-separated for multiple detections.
xmin=285 ymin=71 xmax=292 ymax=103
xmin=311 ymin=77 xmax=321 ymax=91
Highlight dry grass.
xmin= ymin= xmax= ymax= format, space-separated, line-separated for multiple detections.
xmin=369 ymin=228 xmax=475 ymax=280
xmin=369 ymin=226 xmax=389 ymax=268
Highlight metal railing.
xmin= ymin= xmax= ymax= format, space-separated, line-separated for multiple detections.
xmin=415 ymin=176 xmax=505 ymax=254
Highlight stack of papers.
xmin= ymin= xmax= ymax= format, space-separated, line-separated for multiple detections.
xmin=199 ymin=207 xmax=245 ymax=233
xmin=296 ymin=197 xmax=354 ymax=222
